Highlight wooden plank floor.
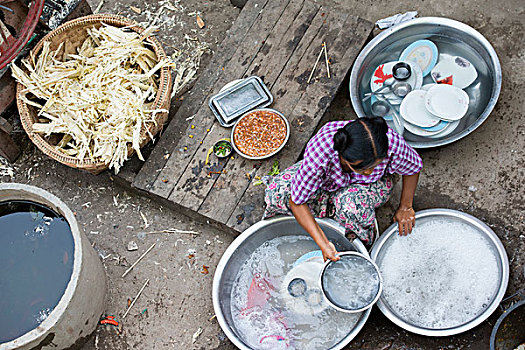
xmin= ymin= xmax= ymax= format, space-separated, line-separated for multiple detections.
xmin=131 ymin=0 xmax=373 ymax=233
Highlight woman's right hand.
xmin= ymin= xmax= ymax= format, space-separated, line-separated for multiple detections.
xmin=321 ymin=241 xmax=340 ymax=262
xmin=288 ymin=198 xmax=340 ymax=262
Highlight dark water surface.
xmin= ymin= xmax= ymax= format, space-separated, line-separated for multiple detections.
xmin=0 ymin=201 xmax=74 ymax=343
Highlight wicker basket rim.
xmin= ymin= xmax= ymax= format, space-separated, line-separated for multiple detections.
xmin=16 ymin=14 xmax=172 ymax=170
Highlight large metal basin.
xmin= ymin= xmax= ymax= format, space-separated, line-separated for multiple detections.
xmin=212 ymin=216 xmax=371 ymax=349
xmin=490 ymin=298 xmax=525 ymax=350
xmin=350 ymin=17 xmax=501 ymax=148
xmin=370 ymin=209 xmax=509 ymax=336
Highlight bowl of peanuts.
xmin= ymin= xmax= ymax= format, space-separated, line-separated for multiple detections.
xmin=231 ymin=108 xmax=290 ymax=160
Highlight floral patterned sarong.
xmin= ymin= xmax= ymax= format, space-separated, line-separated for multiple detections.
xmin=262 ymin=162 xmax=395 ymax=245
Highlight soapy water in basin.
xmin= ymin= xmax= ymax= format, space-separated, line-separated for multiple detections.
xmin=0 ymin=201 xmax=74 ymax=343
xmin=230 ymin=236 xmax=361 ymax=349
xmin=377 ymin=218 xmax=500 ymax=329
xmin=322 ymin=255 xmax=380 ymax=311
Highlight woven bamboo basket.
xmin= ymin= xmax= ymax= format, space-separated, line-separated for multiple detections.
xmin=16 ymin=14 xmax=173 ymax=175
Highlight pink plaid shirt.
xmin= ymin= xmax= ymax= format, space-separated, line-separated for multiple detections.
xmin=291 ymin=120 xmax=423 ymax=205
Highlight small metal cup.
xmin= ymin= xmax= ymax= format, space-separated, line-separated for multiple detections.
xmin=392 ymin=82 xmax=412 ymax=98
xmin=392 ymin=62 xmax=412 ymax=81
xmin=371 ymin=100 xmax=391 ymax=117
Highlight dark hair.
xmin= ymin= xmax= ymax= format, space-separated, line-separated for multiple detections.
xmin=333 ymin=117 xmax=389 ymax=169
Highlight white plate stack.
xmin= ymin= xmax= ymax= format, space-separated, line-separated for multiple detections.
xmin=399 ymin=84 xmax=469 ymax=138
xmin=368 ymin=38 xmax=479 ymax=139
xmin=396 ymin=50 xmax=478 ymax=138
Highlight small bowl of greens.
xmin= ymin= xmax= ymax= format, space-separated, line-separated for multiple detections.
xmin=213 ymin=140 xmax=233 ymax=158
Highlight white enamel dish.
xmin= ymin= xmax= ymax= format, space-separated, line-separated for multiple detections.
xmin=424 ymin=84 xmax=469 ymax=121
xmin=400 ymin=90 xmax=441 ymax=127
xmin=421 ymin=83 xmax=436 ymax=91
xmin=427 ymin=119 xmax=461 ymax=138
xmin=421 ymin=120 xmax=448 ymax=131
xmin=399 ymin=39 xmax=439 ymax=77
xmin=404 ymin=119 xmax=459 ymax=138
xmin=431 ymin=55 xmax=478 ymax=89
xmin=404 ymin=121 xmax=444 ymax=137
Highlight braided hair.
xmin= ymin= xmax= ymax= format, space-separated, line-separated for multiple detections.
xmin=333 ymin=117 xmax=388 ymax=169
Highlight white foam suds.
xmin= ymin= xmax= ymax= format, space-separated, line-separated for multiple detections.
xmin=378 ymin=218 xmax=500 ymax=329
xmin=230 ymin=236 xmax=361 ymax=349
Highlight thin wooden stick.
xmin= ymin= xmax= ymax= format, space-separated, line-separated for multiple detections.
xmin=323 ymin=42 xmax=331 ymax=78
xmin=123 ymin=279 xmax=150 ymax=318
xmin=93 ymin=0 xmax=104 ymax=13
xmin=122 ymin=241 xmax=156 ymax=278
xmin=307 ymin=45 xmax=325 ymax=84
xmin=144 ymin=228 xmax=200 ymax=235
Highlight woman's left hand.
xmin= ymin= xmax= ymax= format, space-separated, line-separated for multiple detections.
xmin=393 ymin=206 xmax=416 ymax=235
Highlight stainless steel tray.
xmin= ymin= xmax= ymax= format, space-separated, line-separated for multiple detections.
xmin=209 ymin=76 xmax=273 ymax=127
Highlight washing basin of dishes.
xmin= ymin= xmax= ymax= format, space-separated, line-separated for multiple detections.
xmin=350 ymin=17 xmax=501 ymax=148
xmin=212 ymin=216 xmax=373 ymax=349
xmin=370 ymin=209 xmax=509 ymax=336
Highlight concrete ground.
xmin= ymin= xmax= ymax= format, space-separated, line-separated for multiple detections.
xmin=1 ymin=0 xmax=523 ymax=349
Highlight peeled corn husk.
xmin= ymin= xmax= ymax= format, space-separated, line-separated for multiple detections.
xmin=12 ymin=24 xmax=173 ymax=173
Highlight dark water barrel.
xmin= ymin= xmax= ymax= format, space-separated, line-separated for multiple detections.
xmin=490 ymin=299 xmax=525 ymax=350
xmin=0 ymin=183 xmax=106 ymax=349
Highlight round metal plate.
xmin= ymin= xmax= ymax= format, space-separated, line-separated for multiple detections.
xmin=320 ymin=251 xmax=383 ymax=313
xmin=230 ymin=108 xmax=290 ymax=160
